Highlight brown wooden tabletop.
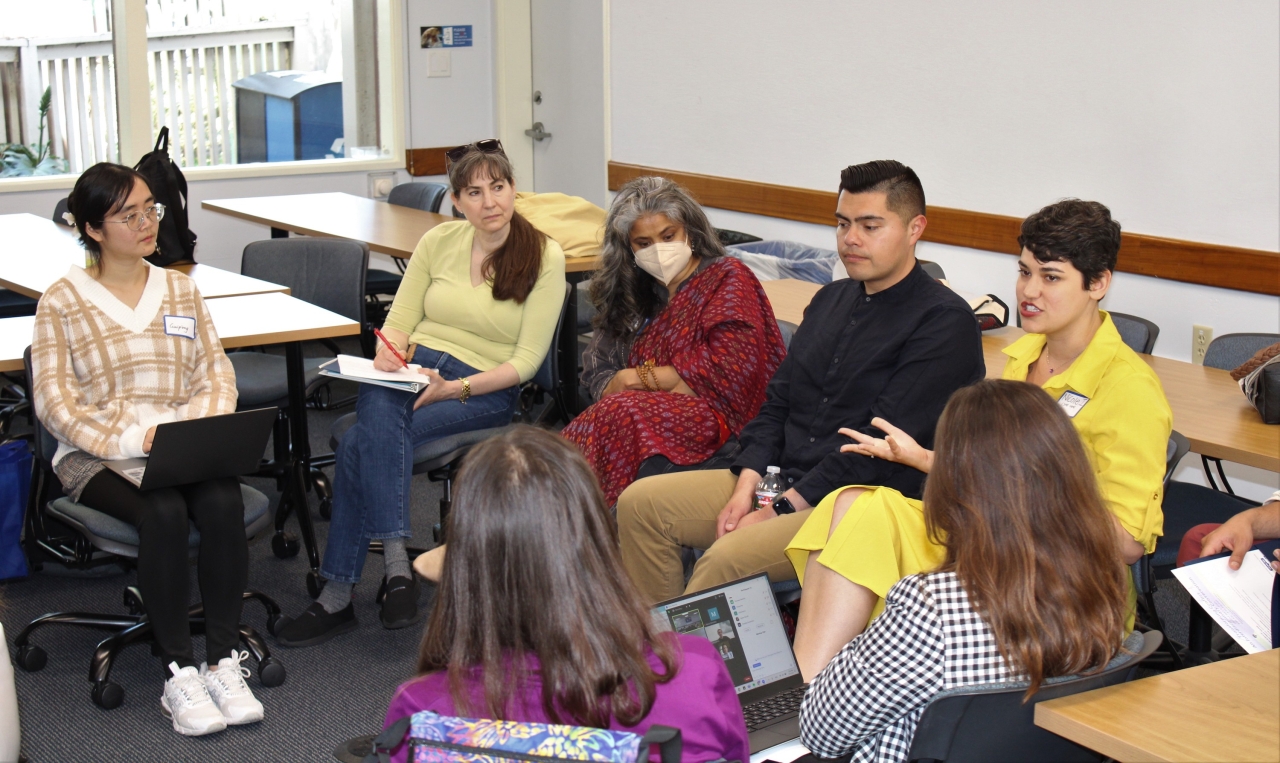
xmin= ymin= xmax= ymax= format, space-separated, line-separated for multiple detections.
xmin=761 ymin=279 xmax=1280 ymax=472
xmin=202 ymin=192 xmax=602 ymax=274
xmin=1034 ymin=649 xmax=1280 ymax=763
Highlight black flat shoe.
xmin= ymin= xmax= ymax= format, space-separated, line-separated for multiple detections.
xmin=378 ymin=574 xmax=420 ymax=630
xmin=275 ymin=601 xmax=357 ymax=647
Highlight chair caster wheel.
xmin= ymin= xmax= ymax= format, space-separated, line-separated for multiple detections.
xmin=319 ymin=498 xmax=331 ymax=520
xmin=272 ymin=532 xmax=300 ymax=559
xmin=258 ymin=656 xmax=287 ymax=687
xmin=266 ymin=613 xmax=283 ymax=636
xmin=91 ymin=680 xmax=124 ymax=709
xmin=306 ymin=571 xmax=326 ymax=598
xmin=15 ymin=644 xmax=46 ymax=672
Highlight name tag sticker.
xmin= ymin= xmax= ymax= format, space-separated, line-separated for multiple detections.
xmin=163 ymin=315 xmax=196 ymax=339
xmin=1058 ymin=391 xmax=1089 ymax=418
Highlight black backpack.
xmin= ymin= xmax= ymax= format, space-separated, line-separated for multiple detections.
xmin=134 ymin=127 xmax=197 ymax=266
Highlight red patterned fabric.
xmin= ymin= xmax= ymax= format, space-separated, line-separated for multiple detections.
xmin=563 ymin=257 xmax=786 ymax=504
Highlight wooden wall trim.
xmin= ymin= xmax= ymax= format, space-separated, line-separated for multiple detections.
xmin=608 ymin=161 xmax=1280 ymax=297
xmin=405 ymin=147 xmax=449 ymax=177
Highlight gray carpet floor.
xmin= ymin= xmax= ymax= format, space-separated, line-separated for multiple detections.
xmin=0 ymin=338 xmax=1211 ymax=761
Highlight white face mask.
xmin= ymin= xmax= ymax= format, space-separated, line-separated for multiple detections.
xmin=633 ymin=240 xmax=693 ymax=285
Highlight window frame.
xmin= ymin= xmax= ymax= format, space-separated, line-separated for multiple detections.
xmin=0 ymin=0 xmax=405 ymax=194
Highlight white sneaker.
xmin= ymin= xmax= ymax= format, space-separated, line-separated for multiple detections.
xmin=201 ymin=651 xmax=265 ymax=725
xmin=161 ymin=662 xmax=228 ymax=736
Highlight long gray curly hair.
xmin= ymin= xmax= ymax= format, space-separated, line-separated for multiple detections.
xmin=589 ymin=176 xmax=728 ymax=342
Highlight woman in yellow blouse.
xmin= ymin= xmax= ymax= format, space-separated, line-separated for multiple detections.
xmin=784 ymin=199 xmax=1171 ymax=680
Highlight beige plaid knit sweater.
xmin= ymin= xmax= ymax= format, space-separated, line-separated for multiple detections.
xmin=32 ymin=264 xmax=237 ymax=494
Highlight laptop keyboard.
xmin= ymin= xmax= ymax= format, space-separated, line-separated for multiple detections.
xmin=742 ymin=685 xmax=807 ymax=731
xmin=123 ymin=466 xmax=147 ymax=481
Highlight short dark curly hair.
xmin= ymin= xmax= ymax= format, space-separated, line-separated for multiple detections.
xmin=1018 ymin=200 xmax=1121 ymax=289
xmin=839 ymin=160 xmax=925 ymax=222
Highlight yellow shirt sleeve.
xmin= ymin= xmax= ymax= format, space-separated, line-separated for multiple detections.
xmin=1082 ymin=370 xmax=1172 ymax=554
xmin=506 ymin=240 xmax=566 ymax=381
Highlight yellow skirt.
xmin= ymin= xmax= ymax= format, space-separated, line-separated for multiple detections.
xmin=784 ymin=485 xmax=1138 ymax=629
xmin=784 ymin=486 xmax=945 ymax=622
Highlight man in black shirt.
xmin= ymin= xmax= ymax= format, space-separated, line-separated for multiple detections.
xmin=617 ymin=160 xmax=985 ymax=604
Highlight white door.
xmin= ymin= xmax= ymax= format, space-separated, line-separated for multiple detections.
xmin=528 ymin=1 xmax=607 ymax=206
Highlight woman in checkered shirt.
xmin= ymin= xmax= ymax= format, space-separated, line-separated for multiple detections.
xmin=798 ymin=380 xmax=1131 ymax=762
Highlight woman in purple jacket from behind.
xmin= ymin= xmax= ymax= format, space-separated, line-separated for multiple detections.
xmin=384 ymin=426 xmax=749 ymax=762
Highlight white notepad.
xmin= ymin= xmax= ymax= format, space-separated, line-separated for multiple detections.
xmin=318 ymin=354 xmax=429 ymax=393
xmin=1172 ymin=549 xmax=1275 ymax=654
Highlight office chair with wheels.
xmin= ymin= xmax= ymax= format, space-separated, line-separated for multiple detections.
xmin=319 ymin=284 xmax=573 ymax=595
xmin=228 ymin=238 xmax=368 ymax=566
xmin=12 ymin=348 xmax=286 ymax=710
xmin=1200 ymin=332 xmax=1280 ymax=494
xmin=1108 ymin=312 xmax=1160 ymax=354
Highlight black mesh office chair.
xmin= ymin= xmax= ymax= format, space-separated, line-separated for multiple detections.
xmin=1200 ymin=332 xmax=1280 ymax=493
xmin=12 ymin=348 xmax=285 ymax=710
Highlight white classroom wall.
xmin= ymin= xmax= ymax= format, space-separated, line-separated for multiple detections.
xmin=609 ymin=0 xmax=1280 ymax=501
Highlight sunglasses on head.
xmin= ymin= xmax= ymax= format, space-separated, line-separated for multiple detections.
xmin=446 ymin=139 xmax=505 ymax=164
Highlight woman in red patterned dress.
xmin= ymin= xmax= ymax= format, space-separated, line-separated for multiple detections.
xmin=562 ymin=176 xmax=786 ymax=505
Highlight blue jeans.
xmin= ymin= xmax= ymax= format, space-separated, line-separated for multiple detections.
xmin=320 ymin=347 xmax=519 ymax=583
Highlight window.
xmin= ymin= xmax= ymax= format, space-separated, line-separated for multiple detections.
xmin=0 ymin=0 xmax=401 ymax=186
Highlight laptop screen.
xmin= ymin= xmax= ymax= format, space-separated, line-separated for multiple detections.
xmin=651 ymin=573 xmax=801 ymax=694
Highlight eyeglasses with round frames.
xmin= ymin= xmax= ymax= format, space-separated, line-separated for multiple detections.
xmin=103 ymin=203 xmax=166 ymax=232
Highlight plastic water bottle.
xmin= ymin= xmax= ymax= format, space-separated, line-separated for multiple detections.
xmin=754 ymin=466 xmax=784 ymax=512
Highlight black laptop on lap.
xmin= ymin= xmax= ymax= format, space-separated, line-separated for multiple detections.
xmin=103 ymin=407 xmax=276 ymax=490
xmin=651 ymin=573 xmax=808 ymax=753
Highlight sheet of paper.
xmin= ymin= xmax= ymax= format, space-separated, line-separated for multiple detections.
xmin=335 ymin=354 xmax=425 ymax=384
xmin=1173 ymin=549 xmax=1275 ymax=653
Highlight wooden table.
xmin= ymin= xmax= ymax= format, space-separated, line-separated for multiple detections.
xmin=204 ymin=192 xmax=602 ymax=416
xmin=0 ymin=213 xmax=288 ymax=300
xmin=760 ymin=279 xmax=1280 ymax=472
xmin=1034 ymin=649 xmax=1280 ymax=762
xmin=201 ymin=192 xmax=602 ymax=274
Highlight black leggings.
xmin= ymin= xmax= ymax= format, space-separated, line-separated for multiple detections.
xmin=79 ymin=471 xmax=248 ymax=676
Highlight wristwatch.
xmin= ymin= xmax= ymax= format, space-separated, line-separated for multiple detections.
xmin=772 ymin=496 xmax=797 ymax=515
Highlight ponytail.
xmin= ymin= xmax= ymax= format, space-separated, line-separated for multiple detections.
xmin=486 ymin=211 xmax=545 ymax=303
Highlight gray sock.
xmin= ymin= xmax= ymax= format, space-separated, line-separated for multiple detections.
xmin=383 ymin=537 xmax=412 ymax=580
xmin=316 ymin=580 xmax=354 ymax=614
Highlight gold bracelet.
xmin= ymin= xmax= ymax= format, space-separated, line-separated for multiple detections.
xmin=458 ymin=377 xmax=472 ymax=404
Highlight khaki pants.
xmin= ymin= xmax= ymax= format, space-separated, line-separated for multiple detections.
xmin=617 ymin=469 xmax=812 ymax=604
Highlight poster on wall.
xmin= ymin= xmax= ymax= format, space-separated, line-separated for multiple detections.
xmin=421 ymin=26 xmax=472 ymax=48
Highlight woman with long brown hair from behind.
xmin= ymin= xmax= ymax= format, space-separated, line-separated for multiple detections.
xmin=384 ymin=426 xmax=750 ymax=763
xmin=799 ymin=380 xmax=1130 ymax=762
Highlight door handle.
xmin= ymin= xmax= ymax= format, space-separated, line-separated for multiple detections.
xmin=524 ymin=122 xmax=552 ymax=141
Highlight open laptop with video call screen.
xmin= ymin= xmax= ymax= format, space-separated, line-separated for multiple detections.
xmin=651 ymin=573 xmax=807 ymax=753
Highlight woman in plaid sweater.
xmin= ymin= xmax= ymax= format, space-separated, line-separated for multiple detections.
xmin=31 ymin=163 xmax=261 ymax=738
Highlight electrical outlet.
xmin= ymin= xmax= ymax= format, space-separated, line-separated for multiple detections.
xmin=367 ymin=171 xmax=396 ymax=200
xmin=1192 ymin=324 xmax=1213 ymax=365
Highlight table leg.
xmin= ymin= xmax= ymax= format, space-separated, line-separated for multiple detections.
xmin=271 ymin=227 xmax=289 ymax=239
xmin=283 ymin=342 xmax=322 ymax=581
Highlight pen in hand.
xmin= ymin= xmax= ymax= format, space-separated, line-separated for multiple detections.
xmin=373 ymin=328 xmax=409 ymax=368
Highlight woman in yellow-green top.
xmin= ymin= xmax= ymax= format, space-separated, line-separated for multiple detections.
xmin=277 ymin=141 xmax=565 ymax=647
xmin=782 ymin=200 xmax=1171 ymax=681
